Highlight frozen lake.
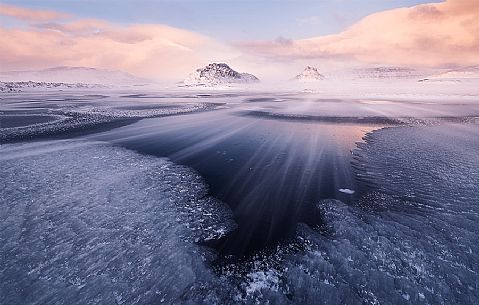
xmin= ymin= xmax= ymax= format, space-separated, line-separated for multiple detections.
xmin=1 ymin=90 xmax=479 ymax=304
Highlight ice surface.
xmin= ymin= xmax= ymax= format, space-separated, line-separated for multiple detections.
xmin=0 ymin=140 xmax=236 ymax=304
xmin=2 ymin=91 xmax=479 ymax=304
xmin=213 ymin=124 xmax=479 ymax=304
xmin=0 ymin=95 xmax=219 ymax=142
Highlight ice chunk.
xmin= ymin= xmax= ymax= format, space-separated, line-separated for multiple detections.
xmin=338 ymin=188 xmax=355 ymax=194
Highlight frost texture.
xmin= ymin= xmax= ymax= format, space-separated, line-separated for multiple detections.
xmin=0 ymin=140 xmax=236 ymax=304
xmin=217 ymin=124 xmax=479 ymax=304
xmin=1 ymin=123 xmax=478 ymax=304
xmin=1 ymin=101 xmax=217 ymax=142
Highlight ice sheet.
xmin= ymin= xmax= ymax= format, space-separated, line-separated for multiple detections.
xmin=0 ymin=140 xmax=236 ymax=304
xmin=0 ymin=94 xmax=219 ymax=142
xmin=224 ymin=124 xmax=479 ymax=304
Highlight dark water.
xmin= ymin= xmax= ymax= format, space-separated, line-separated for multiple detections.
xmin=92 ymin=106 xmax=381 ymax=255
xmin=89 ymin=94 xmax=479 ymax=255
xmin=0 ymin=114 xmax=60 ymax=128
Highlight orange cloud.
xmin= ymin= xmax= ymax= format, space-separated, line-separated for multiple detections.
xmin=239 ymin=0 xmax=479 ymax=68
xmin=0 ymin=6 xmax=237 ymax=80
xmin=0 ymin=3 xmax=69 ymax=21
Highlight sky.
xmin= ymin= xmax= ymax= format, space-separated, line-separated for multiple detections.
xmin=0 ymin=0 xmax=437 ymax=40
xmin=1 ymin=0 xmax=478 ymax=81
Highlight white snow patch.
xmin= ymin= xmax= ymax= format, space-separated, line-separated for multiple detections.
xmin=339 ymin=188 xmax=355 ymax=194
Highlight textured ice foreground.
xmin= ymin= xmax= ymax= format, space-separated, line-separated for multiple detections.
xmin=0 ymin=140 xmax=236 ymax=304
xmin=211 ymin=124 xmax=479 ymax=305
xmin=1 ymin=92 xmax=479 ymax=304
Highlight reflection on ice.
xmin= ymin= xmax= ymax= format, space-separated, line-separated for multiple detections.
xmin=214 ymin=123 xmax=479 ymax=304
xmin=94 ymin=111 xmax=377 ymax=254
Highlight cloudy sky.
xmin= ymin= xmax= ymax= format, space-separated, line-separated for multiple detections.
xmin=1 ymin=0 xmax=478 ymax=81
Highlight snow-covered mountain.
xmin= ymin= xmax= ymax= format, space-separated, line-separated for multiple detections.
xmin=293 ymin=66 xmax=325 ymax=82
xmin=183 ymin=63 xmax=259 ymax=86
xmin=419 ymin=66 xmax=479 ymax=82
xmin=0 ymin=66 xmax=151 ymax=86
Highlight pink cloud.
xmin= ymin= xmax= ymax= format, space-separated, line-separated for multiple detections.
xmin=0 ymin=3 xmax=69 ymax=21
xmin=0 ymin=5 xmax=237 ymax=80
xmin=3 ymin=1 xmax=476 ymax=81
xmin=239 ymin=0 xmax=479 ymax=68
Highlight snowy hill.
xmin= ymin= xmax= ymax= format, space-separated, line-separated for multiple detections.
xmin=0 ymin=66 xmax=151 ymax=86
xmin=351 ymin=67 xmax=426 ymax=80
xmin=183 ymin=63 xmax=259 ymax=86
xmin=293 ymin=66 xmax=325 ymax=82
xmin=0 ymin=81 xmax=105 ymax=92
xmin=419 ymin=66 xmax=479 ymax=82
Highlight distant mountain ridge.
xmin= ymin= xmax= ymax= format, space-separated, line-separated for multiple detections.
xmin=183 ymin=63 xmax=259 ymax=86
xmin=0 ymin=81 xmax=105 ymax=92
xmin=0 ymin=66 xmax=150 ymax=86
xmin=351 ymin=67 xmax=427 ymax=80
xmin=420 ymin=66 xmax=479 ymax=82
